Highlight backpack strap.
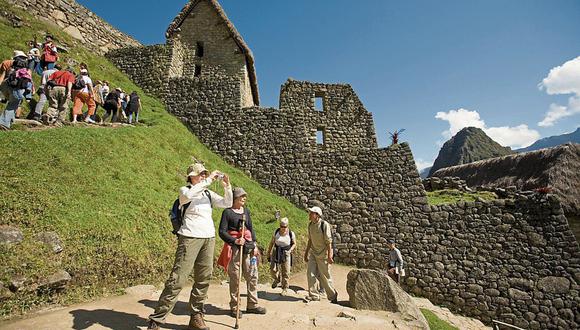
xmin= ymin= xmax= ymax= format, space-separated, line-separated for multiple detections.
xmin=203 ymin=189 xmax=212 ymax=206
xmin=290 ymin=230 xmax=295 ymax=246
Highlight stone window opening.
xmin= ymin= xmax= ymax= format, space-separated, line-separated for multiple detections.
xmin=316 ymin=127 xmax=326 ymax=146
xmin=194 ymin=64 xmax=202 ymax=77
xmin=314 ymin=92 xmax=325 ymax=111
xmin=196 ymin=41 xmax=204 ymax=57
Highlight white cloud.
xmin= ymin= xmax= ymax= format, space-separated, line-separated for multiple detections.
xmin=435 ymin=108 xmax=485 ymax=139
xmin=436 ymin=108 xmax=540 ymax=149
xmin=538 ymin=56 xmax=580 ymax=127
xmin=415 ymin=158 xmax=433 ymax=171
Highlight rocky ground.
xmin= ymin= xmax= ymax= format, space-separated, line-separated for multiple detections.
xmin=0 ymin=265 xmax=489 ymax=330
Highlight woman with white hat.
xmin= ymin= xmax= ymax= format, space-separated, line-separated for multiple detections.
xmin=267 ymin=217 xmax=297 ymax=296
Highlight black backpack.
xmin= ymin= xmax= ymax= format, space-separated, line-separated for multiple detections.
xmin=169 ymin=189 xmax=212 ymax=235
xmin=72 ymin=75 xmax=86 ymax=90
xmin=12 ymin=57 xmax=28 ymax=70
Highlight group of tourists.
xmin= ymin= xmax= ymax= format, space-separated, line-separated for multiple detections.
xmin=146 ymin=163 xmax=405 ymax=330
xmin=0 ymin=35 xmax=142 ymax=130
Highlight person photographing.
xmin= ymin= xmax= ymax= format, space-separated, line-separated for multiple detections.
xmin=148 ymin=163 xmax=232 ymax=330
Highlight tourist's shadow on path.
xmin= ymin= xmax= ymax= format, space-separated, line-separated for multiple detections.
xmin=69 ymin=309 xmax=186 ymax=330
xmin=258 ymin=290 xmax=303 ymax=302
xmin=139 ymin=299 xmax=232 ymax=317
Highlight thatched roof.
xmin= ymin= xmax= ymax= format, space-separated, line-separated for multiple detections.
xmin=166 ymin=0 xmax=260 ymax=106
xmin=432 ymin=143 xmax=580 ymax=215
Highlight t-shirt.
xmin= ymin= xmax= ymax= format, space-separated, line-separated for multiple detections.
xmin=40 ymin=69 xmax=58 ymax=87
xmin=80 ymin=75 xmax=92 ymax=93
xmin=308 ymin=219 xmax=332 ymax=258
xmin=49 ymin=70 xmax=75 ymax=88
xmin=274 ymin=230 xmax=296 ymax=248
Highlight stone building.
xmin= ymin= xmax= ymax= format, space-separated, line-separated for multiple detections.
xmin=107 ymin=0 xmax=579 ymax=327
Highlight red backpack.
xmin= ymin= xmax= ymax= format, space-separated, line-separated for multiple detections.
xmin=42 ymin=43 xmax=58 ymax=63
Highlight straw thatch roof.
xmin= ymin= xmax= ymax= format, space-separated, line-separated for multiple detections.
xmin=432 ymin=143 xmax=580 ymax=215
xmin=166 ymin=0 xmax=260 ymax=106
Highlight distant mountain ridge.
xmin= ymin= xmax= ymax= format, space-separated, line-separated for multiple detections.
xmin=428 ymin=127 xmax=514 ymax=177
xmin=517 ymin=127 xmax=580 ymax=153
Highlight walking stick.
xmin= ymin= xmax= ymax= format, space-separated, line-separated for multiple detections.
xmin=234 ymin=213 xmax=246 ymax=329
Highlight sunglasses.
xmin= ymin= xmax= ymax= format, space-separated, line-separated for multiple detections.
xmin=280 ymin=225 xmax=288 ymax=228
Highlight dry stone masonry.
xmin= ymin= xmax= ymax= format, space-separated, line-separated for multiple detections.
xmin=105 ymin=0 xmax=579 ymax=328
xmin=7 ymin=0 xmax=140 ymax=53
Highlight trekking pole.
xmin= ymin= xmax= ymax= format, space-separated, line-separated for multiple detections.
xmin=234 ymin=213 xmax=246 ymax=329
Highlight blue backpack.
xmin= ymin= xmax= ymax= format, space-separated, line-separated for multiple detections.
xmin=169 ymin=190 xmax=212 ymax=235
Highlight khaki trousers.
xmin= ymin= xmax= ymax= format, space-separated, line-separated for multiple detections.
xmin=227 ymin=246 xmax=259 ymax=310
xmin=149 ymin=236 xmax=214 ymax=323
xmin=270 ymin=250 xmax=292 ymax=289
xmin=46 ymin=86 xmax=69 ymax=122
xmin=307 ymin=253 xmax=337 ymax=300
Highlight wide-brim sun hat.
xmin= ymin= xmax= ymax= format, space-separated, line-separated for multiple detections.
xmin=187 ymin=163 xmax=208 ymax=177
xmin=13 ymin=50 xmax=26 ymax=59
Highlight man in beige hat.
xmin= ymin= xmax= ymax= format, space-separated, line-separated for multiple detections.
xmin=148 ymin=163 xmax=233 ymax=330
xmin=304 ymin=206 xmax=338 ymax=303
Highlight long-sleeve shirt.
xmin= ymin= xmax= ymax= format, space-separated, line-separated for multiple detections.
xmin=218 ymin=208 xmax=257 ymax=246
xmin=177 ymin=178 xmax=233 ymax=238
xmin=388 ymin=248 xmax=404 ymax=269
xmin=308 ymin=219 xmax=332 ymax=258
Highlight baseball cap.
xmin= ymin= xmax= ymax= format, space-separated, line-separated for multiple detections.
xmin=187 ymin=163 xmax=208 ymax=177
xmin=307 ymin=206 xmax=323 ymax=217
xmin=280 ymin=217 xmax=289 ymax=227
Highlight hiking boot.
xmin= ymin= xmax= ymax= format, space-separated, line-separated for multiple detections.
xmin=230 ymin=309 xmax=243 ymax=319
xmin=147 ymin=320 xmax=160 ymax=330
xmin=246 ymin=306 xmax=267 ymax=314
xmin=271 ymin=279 xmax=279 ymax=289
xmin=306 ymin=295 xmax=320 ymax=302
xmin=280 ymin=289 xmax=288 ymax=296
xmin=188 ymin=312 xmax=209 ymax=330
xmin=330 ymin=290 xmax=339 ymax=304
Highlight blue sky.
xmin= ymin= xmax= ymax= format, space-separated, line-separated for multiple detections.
xmin=78 ymin=0 xmax=580 ymax=169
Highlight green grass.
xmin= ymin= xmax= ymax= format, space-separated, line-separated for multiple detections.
xmin=0 ymin=2 xmax=307 ymax=317
xmin=427 ymin=189 xmax=498 ymax=205
xmin=421 ymin=309 xmax=459 ymax=330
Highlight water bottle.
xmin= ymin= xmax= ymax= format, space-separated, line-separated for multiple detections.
xmin=250 ymin=256 xmax=258 ymax=277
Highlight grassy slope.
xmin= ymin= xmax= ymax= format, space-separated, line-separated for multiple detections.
xmin=0 ymin=2 xmax=307 ymax=317
xmin=420 ymin=309 xmax=460 ymax=330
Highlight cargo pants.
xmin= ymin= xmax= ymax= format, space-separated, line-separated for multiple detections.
xmin=149 ymin=236 xmax=214 ymax=323
xmin=306 ymin=253 xmax=337 ymax=301
xmin=227 ymin=246 xmax=259 ymax=310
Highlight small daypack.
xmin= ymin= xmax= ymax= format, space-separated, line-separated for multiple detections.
xmin=169 ymin=189 xmax=212 ymax=235
xmin=72 ymin=75 xmax=86 ymax=90
xmin=7 ymin=68 xmax=31 ymax=89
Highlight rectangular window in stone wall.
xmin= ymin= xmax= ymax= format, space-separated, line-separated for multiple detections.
xmin=314 ymin=91 xmax=325 ymax=111
xmin=194 ymin=65 xmax=202 ymax=77
xmin=196 ymin=42 xmax=204 ymax=57
xmin=316 ymin=128 xmax=326 ymax=145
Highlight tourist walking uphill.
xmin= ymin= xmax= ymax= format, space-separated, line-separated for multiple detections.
xmin=217 ymin=187 xmax=267 ymax=319
xmin=148 ymin=163 xmax=232 ymax=330
xmin=267 ymin=217 xmax=297 ymax=296
xmin=304 ymin=206 xmax=338 ymax=303
xmin=0 ymin=50 xmax=31 ymax=129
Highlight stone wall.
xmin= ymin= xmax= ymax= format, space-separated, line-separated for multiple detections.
xmin=422 ymin=177 xmax=469 ymax=192
xmin=8 ymin=0 xmax=140 ymax=53
xmin=402 ymin=195 xmax=579 ymax=329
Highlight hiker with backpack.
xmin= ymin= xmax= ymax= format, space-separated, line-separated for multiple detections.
xmin=267 ymin=217 xmax=297 ymax=296
xmin=304 ymin=206 xmax=338 ymax=303
xmin=217 ymin=187 xmax=267 ymax=319
xmin=101 ymin=88 xmax=121 ymax=123
xmin=40 ymin=35 xmax=58 ymax=71
xmin=31 ymin=64 xmax=61 ymax=122
xmin=71 ymin=68 xmax=96 ymax=124
xmin=148 ymin=163 xmax=232 ymax=330
xmin=45 ymin=67 xmax=76 ymax=125
xmin=126 ymin=91 xmax=141 ymax=124
xmin=0 ymin=51 xmax=31 ymax=129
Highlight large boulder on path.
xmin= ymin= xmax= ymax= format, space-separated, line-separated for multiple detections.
xmin=347 ymin=269 xmax=429 ymax=329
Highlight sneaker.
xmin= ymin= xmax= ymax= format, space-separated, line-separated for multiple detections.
xmin=85 ymin=117 xmax=96 ymax=124
xmin=306 ymin=295 xmax=320 ymax=301
xmin=280 ymin=289 xmax=288 ymax=296
xmin=246 ymin=306 xmax=267 ymax=314
xmin=147 ymin=320 xmax=160 ymax=330
xmin=188 ymin=312 xmax=209 ymax=330
xmin=230 ymin=309 xmax=243 ymax=318
xmin=271 ymin=279 xmax=279 ymax=289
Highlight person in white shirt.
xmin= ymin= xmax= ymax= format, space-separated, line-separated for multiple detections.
xmin=148 ymin=163 xmax=232 ymax=330
xmin=71 ymin=68 xmax=96 ymax=123
xmin=267 ymin=217 xmax=297 ymax=296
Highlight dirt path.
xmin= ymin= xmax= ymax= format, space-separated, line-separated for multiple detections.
xmin=0 ymin=265 xmax=489 ymax=330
